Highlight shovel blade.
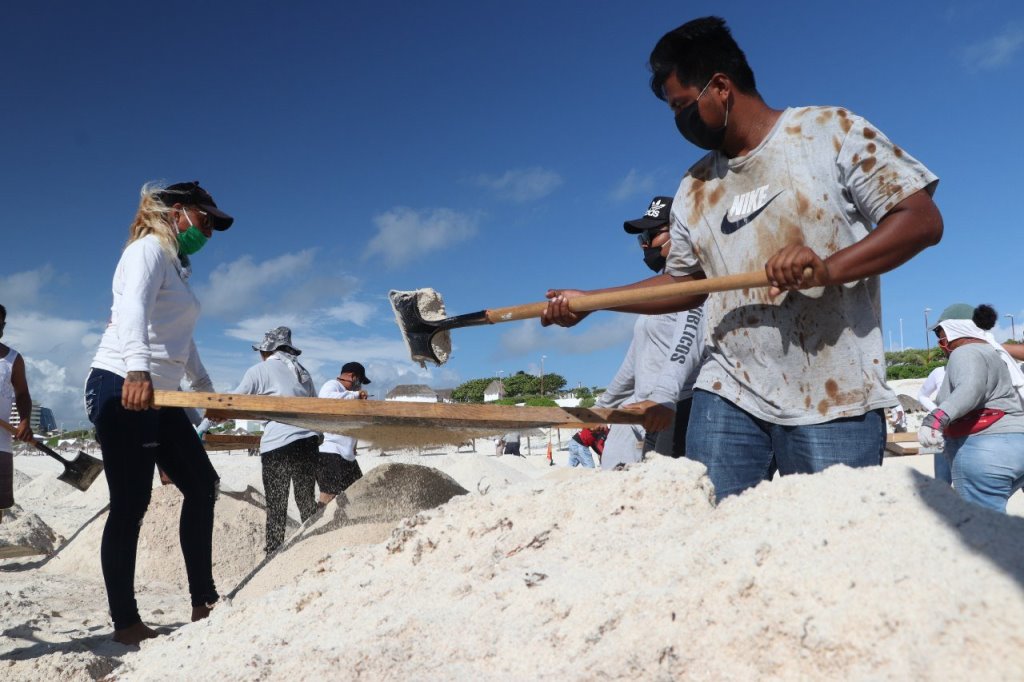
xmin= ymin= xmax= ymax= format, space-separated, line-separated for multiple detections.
xmin=57 ymin=451 xmax=104 ymax=492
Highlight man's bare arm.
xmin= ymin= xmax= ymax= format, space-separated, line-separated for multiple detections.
xmin=541 ymin=271 xmax=707 ymax=327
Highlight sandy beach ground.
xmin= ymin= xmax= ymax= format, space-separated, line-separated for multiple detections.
xmin=2 ymin=419 xmax=1023 ymax=680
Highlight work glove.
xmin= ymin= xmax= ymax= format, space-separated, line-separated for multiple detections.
xmin=918 ymin=408 xmax=949 ymax=449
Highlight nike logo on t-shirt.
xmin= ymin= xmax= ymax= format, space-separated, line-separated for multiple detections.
xmin=721 ymin=186 xmax=784 ymax=234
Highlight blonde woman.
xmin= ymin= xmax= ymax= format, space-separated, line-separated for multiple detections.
xmin=85 ymin=181 xmax=233 ymax=645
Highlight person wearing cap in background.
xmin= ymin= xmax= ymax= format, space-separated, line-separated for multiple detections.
xmin=316 ymin=362 xmax=370 ymax=505
xmin=918 ymin=304 xmax=1024 ymax=512
xmin=232 ymin=327 xmax=321 ymax=553
xmin=84 ymin=181 xmax=233 ymax=645
xmin=596 ymin=196 xmax=706 ymax=469
xmin=542 ymin=17 xmax=943 ymax=500
xmin=0 ymin=303 xmax=35 ymax=522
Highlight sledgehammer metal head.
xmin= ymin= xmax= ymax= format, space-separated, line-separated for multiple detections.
xmin=389 ymin=289 xmax=491 ymax=367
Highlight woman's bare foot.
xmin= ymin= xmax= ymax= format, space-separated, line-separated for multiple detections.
xmin=191 ymin=603 xmax=214 ymax=622
xmin=113 ymin=622 xmax=160 ymax=645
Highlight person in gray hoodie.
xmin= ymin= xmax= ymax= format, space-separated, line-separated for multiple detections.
xmin=233 ymin=327 xmax=321 ymax=552
xmin=919 ymin=304 xmax=1024 ymax=512
xmin=596 ymin=196 xmax=706 ymax=469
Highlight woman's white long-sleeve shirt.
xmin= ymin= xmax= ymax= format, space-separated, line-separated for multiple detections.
xmin=91 ymin=235 xmax=211 ymax=390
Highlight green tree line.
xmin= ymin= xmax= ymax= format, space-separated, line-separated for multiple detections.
xmin=452 ymin=370 xmax=568 ymax=403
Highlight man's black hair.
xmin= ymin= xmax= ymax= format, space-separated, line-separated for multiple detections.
xmin=973 ymin=304 xmax=998 ymax=331
xmin=649 ymin=16 xmax=758 ymax=100
xmin=0 ymin=304 xmax=6 ymax=319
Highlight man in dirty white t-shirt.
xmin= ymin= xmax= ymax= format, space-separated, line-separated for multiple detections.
xmin=541 ymin=17 xmax=943 ymax=499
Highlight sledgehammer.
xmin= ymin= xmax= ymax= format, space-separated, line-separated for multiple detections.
xmin=390 ymin=269 xmax=788 ymax=367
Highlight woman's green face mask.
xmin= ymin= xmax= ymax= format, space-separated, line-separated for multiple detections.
xmin=176 ymin=209 xmax=208 ymax=256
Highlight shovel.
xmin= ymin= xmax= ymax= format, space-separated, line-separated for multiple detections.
xmin=0 ymin=419 xmax=104 ymax=492
xmin=391 ymin=269 xmax=784 ymax=367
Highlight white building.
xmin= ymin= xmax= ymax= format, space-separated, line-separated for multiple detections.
xmin=483 ymin=380 xmax=505 ymax=403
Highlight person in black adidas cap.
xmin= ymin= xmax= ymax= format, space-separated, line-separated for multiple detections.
xmin=84 ymin=180 xmax=234 ymax=645
xmin=316 ymin=362 xmax=371 ymax=504
xmin=596 ymin=196 xmax=706 ymax=467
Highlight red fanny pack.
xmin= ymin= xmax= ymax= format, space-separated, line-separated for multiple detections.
xmin=945 ymin=409 xmax=1006 ymax=438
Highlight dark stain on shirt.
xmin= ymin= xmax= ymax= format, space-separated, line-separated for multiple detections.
xmin=863 ymin=127 xmax=877 ymax=140
xmin=796 ymin=191 xmax=811 ymax=216
xmin=861 ymin=157 xmax=877 ymax=173
xmin=713 ymin=381 xmax=722 ymax=391
xmin=708 ymin=184 xmax=725 ymax=207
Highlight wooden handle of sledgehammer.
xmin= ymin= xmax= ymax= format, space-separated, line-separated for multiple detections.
xmin=484 ymin=269 xmax=781 ymax=323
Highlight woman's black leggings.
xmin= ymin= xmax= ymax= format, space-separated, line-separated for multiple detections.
xmin=86 ymin=368 xmax=220 ymax=630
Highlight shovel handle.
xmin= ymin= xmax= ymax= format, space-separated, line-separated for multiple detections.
xmin=485 ymin=270 xmax=774 ymax=323
xmin=0 ymin=418 xmax=70 ymax=464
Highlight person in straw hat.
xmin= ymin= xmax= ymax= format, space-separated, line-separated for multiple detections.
xmin=233 ymin=326 xmax=321 ymax=553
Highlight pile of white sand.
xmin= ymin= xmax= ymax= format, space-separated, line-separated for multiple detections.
xmin=0 ymin=504 xmax=61 ymax=557
xmin=237 ymin=463 xmax=468 ymax=599
xmin=43 ymin=485 xmax=266 ymax=593
xmin=111 ymin=458 xmax=1024 ymax=680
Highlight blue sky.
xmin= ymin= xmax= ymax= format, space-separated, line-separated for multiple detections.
xmin=2 ymin=0 xmax=1022 ymax=427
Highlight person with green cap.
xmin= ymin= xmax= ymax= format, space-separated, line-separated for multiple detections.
xmin=919 ymin=303 xmax=1024 ymax=512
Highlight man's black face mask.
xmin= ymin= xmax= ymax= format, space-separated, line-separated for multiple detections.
xmin=674 ymin=77 xmax=728 ymax=151
xmin=642 ymin=247 xmax=667 ymax=273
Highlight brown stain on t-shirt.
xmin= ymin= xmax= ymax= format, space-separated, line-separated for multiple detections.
xmin=786 ymin=125 xmax=803 ymax=136
xmin=866 ymin=142 xmax=877 ymax=154
xmin=816 ymin=109 xmax=834 ymax=124
xmin=861 ymin=157 xmax=877 ymax=173
xmin=708 ymin=184 xmax=726 ymax=207
xmin=688 ymin=178 xmax=706 ymax=226
xmin=832 ymin=136 xmax=842 ymax=154
xmin=837 ymin=109 xmax=852 ymax=133
xmin=893 ymin=145 xmax=904 ymax=158
xmin=796 ymin=191 xmax=811 ymax=216
xmin=863 ymin=127 xmax=877 ymax=140
xmin=818 ymin=379 xmax=865 ymax=415
xmin=713 ymin=381 xmax=722 ymax=391
xmin=825 ymin=379 xmax=839 ymax=398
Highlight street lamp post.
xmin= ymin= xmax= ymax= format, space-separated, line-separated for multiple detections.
xmin=924 ymin=308 xmax=932 ymax=352
xmin=540 ymin=355 xmax=547 ymax=396
xmin=899 ymin=318 xmax=904 ymax=351
xmin=1007 ymin=314 xmax=1017 ymax=342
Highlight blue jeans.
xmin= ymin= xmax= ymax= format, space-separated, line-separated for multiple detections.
xmin=945 ymin=433 xmax=1024 ymax=513
xmin=567 ymin=441 xmax=595 ymax=468
xmin=686 ymin=390 xmax=885 ymax=500
xmin=934 ymin=452 xmax=952 ymax=485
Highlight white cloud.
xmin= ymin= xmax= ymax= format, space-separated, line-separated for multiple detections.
xmin=472 ymin=167 xmax=563 ymax=202
xmin=610 ymin=169 xmax=657 ymax=202
xmin=363 ymin=207 xmax=479 ymax=269
xmin=498 ymin=314 xmax=637 ymax=357
xmin=962 ymin=24 xmax=1024 ymax=70
xmin=325 ymin=301 xmax=376 ymax=327
xmin=3 ymin=312 xmax=103 ymax=427
xmin=0 ymin=266 xmax=56 ymax=308
xmin=197 ymin=250 xmax=318 ymax=317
